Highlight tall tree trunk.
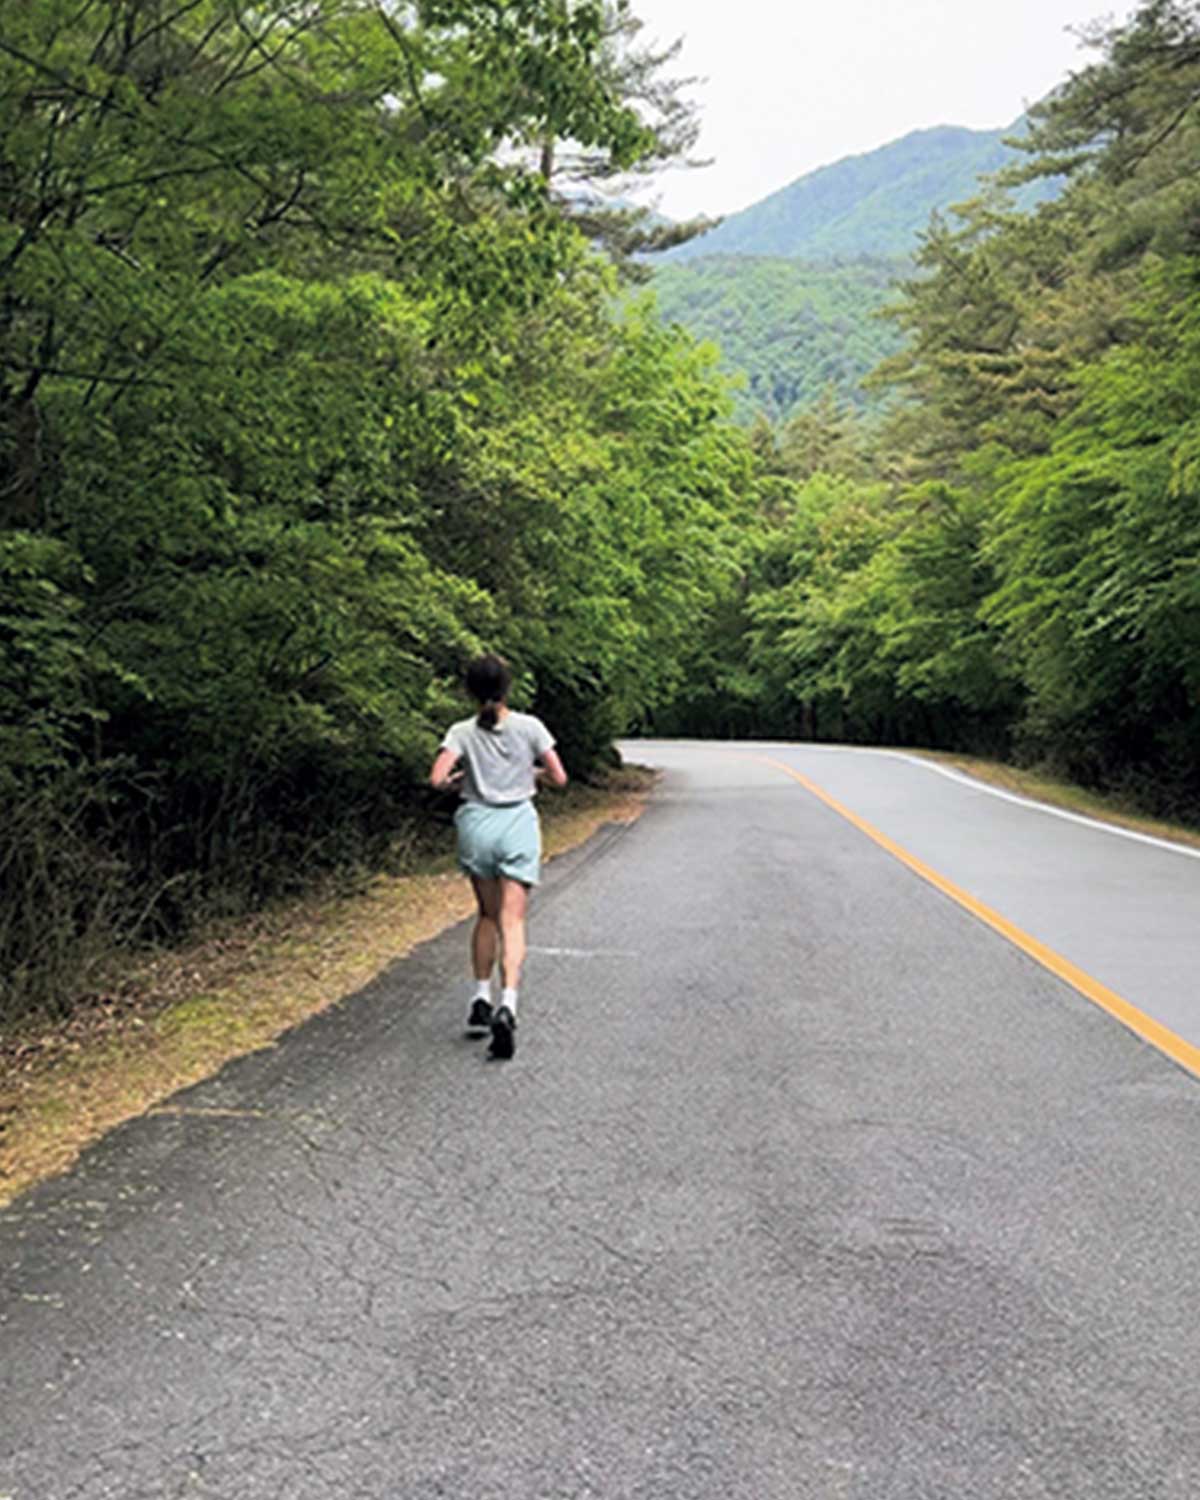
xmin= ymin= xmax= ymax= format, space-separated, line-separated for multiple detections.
xmin=0 ymin=393 xmax=44 ymax=529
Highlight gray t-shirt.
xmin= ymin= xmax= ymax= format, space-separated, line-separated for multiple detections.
xmin=441 ymin=711 xmax=556 ymax=805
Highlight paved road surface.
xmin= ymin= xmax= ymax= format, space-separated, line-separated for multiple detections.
xmin=724 ymin=741 xmax=1200 ymax=1050
xmin=3 ymin=742 xmax=1200 ymax=1499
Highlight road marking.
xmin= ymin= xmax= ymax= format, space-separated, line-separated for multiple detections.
xmin=149 ymin=1106 xmax=271 ymax=1119
xmin=757 ymin=754 xmax=1200 ymax=1082
xmin=890 ymin=752 xmax=1200 ymax=862
xmin=745 ymin=741 xmax=1200 ymax=861
xmin=528 ymin=946 xmax=637 ymax=959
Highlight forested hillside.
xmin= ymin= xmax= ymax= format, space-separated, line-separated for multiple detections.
xmin=646 ymin=121 xmax=1063 ymax=424
xmin=660 ymin=122 xmax=1053 ymax=264
xmin=650 ymin=255 xmax=905 ymax=422
xmin=654 ymin=0 xmax=1200 ymax=827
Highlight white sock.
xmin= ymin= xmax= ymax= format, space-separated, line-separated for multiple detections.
xmin=472 ymin=978 xmax=492 ymax=1003
xmin=500 ymin=987 xmax=518 ymax=1015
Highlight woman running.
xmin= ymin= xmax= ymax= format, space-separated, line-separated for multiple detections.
xmin=429 ymin=654 xmax=567 ymax=1058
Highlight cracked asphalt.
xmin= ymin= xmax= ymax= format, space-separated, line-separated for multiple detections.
xmin=4 ymin=744 xmax=1200 ymax=1499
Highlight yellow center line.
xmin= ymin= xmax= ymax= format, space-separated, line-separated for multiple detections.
xmin=755 ymin=753 xmax=1200 ymax=1081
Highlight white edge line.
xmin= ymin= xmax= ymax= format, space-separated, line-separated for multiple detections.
xmin=622 ymin=739 xmax=1200 ymax=863
xmin=867 ymin=748 xmax=1200 ymax=863
xmin=528 ymin=946 xmax=638 ymax=959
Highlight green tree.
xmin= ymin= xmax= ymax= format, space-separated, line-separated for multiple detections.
xmin=1 ymin=0 xmax=743 ymax=1021
xmin=983 ymin=261 xmax=1200 ymax=805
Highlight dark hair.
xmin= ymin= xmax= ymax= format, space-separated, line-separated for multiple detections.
xmin=465 ymin=653 xmax=512 ymax=731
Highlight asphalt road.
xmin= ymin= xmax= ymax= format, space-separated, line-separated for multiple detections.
xmin=728 ymin=742 xmax=1200 ymax=1050
xmin=3 ymin=742 xmax=1200 ymax=1499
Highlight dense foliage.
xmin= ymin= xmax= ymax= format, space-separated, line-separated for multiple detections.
xmin=0 ymin=0 xmax=751 ymax=1021
xmin=650 ymin=255 xmax=905 ymax=423
xmin=657 ymin=0 xmax=1200 ymax=820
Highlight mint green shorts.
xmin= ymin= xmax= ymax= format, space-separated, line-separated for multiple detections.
xmin=454 ymin=799 xmax=542 ymax=886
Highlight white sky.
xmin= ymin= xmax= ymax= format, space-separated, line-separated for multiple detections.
xmin=623 ymin=0 xmax=1133 ymax=219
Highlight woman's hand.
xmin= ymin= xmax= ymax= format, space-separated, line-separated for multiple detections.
xmin=429 ymin=747 xmax=463 ymax=791
xmin=535 ymin=748 xmax=568 ymax=789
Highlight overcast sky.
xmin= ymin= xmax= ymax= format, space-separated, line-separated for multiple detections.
xmin=622 ymin=0 xmax=1133 ymax=219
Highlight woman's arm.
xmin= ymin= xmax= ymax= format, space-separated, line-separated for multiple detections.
xmin=429 ymin=747 xmax=463 ymax=791
xmin=536 ymin=747 xmax=568 ymax=789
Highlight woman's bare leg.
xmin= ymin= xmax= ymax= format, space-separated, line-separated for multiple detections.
xmin=469 ymin=876 xmax=500 ymax=982
xmin=489 ymin=878 xmax=528 ymax=1058
xmin=497 ymin=878 xmax=529 ymax=992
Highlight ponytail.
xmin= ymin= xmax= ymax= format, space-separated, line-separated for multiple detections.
xmin=465 ymin=654 xmax=512 ymax=732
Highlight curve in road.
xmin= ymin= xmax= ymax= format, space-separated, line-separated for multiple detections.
xmin=752 ymin=749 xmax=1200 ymax=1082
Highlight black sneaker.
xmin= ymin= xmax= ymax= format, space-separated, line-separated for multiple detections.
xmin=466 ymin=997 xmax=493 ymax=1031
xmin=490 ymin=1005 xmax=517 ymax=1060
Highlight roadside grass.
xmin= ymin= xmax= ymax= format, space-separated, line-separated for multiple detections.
xmin=915 ymin=751 xmax=1200 ymax=852
xmin=0 ymin=768 xmax=655 ymax=1208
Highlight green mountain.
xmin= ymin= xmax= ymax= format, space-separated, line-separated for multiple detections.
xmin=648 ymin=121 xmax=1059 ymax=425
xmin=661 ymin=122 xmax=1045 ymax=263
